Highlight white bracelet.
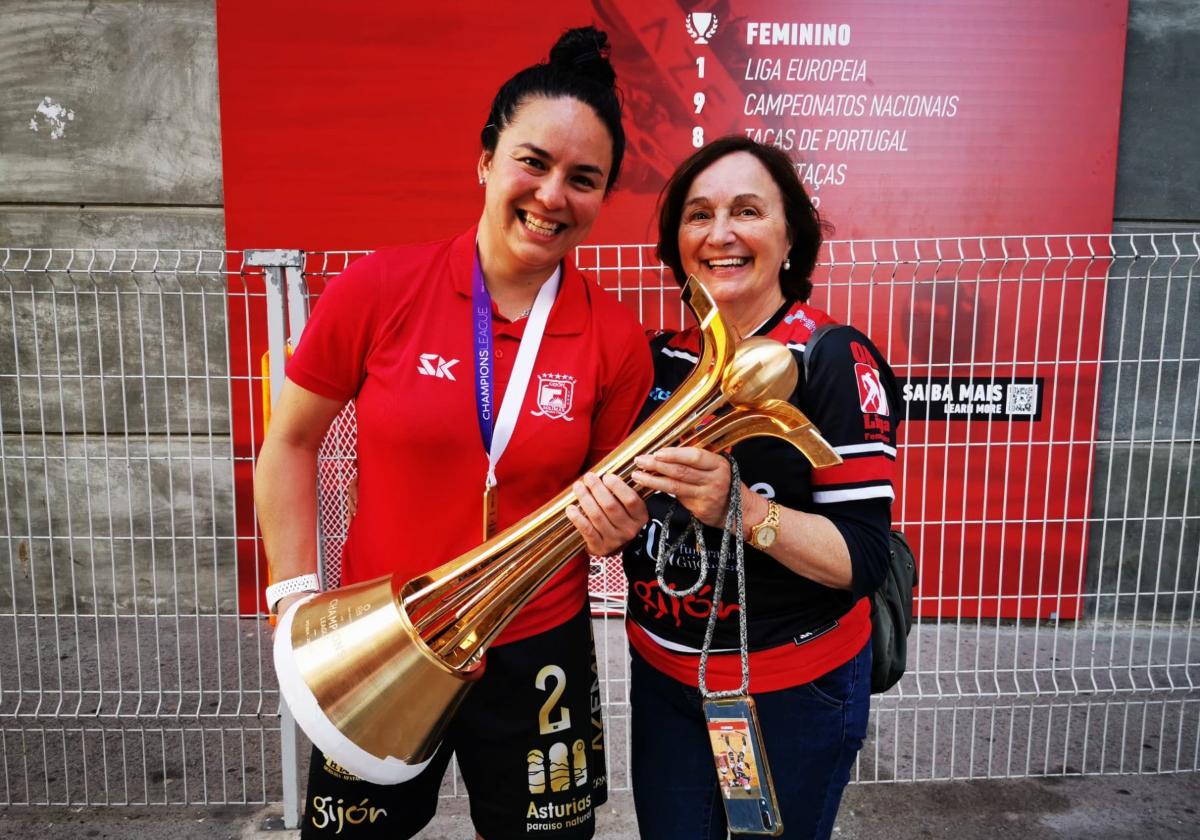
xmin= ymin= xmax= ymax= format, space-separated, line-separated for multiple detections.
xmin=265 ymin=574 xmax=321 ymax=614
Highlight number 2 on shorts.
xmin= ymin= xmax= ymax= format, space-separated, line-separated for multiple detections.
xmin=536 ymin=664 xmax=571 ymax=734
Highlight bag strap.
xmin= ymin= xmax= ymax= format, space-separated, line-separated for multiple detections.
xmin=802 ymin=322 xmax=844 ymax=380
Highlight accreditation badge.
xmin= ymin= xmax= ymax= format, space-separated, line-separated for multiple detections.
xmin=702 ymin=695 xmax=783 ymax=836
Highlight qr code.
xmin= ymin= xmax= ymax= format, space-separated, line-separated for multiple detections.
xmin=1006 ymin=384 xmax=1038 ymax=416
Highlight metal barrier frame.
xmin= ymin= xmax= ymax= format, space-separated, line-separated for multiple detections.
xmin=1 ymin=234 xmax=1197 ymax=823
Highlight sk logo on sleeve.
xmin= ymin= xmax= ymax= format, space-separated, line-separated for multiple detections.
xmin=855 ymin=363 xmax=889 ymax=415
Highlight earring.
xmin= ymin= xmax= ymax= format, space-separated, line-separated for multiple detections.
xmin=479 ymin=174 xmax=486 ymax=186
xmin=783 ymin=258 xmax=791 ymax=271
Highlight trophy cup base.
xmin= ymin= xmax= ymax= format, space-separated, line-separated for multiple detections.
xmin=274 ymin=594 xmax=441 ymax=784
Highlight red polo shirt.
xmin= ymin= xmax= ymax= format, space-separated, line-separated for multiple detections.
xmin=286 ymin=227 xmax=653 ymax=643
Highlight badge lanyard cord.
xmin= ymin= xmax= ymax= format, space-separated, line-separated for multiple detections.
xmin=653 ymin=314 xmax=774 ymax=697
xmin=655 ymin=454 xmax=750 ymax=699
xmin=472 ymin=251 xmax=560 ymax=508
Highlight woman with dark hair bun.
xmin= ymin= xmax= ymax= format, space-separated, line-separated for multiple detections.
xmin=625 ymin=136 xmax=900 ymax=839
xmin=255 ymin=27 xmax=651 ymax=839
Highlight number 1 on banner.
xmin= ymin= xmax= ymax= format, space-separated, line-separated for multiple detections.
xmin=696 ymin=56 xmax=705 ymax=78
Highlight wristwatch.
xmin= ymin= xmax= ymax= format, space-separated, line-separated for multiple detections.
xmin=748 ymin=500 xmax=781 ymax=550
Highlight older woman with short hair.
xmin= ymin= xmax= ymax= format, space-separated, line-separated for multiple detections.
xmin=625 ymin=135 xmax=901 ymax=839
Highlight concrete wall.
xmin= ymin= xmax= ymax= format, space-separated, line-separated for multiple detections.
xmin=1113 ymin=0 xmax=1200 ymax=229
xmin=0 ymin=1 xmax=231 ymax=614
xmin=0 ymin=0 xmax=1197 ymax=619
xmin=1099 ymin=1 xmax=1200 ymax=619
xmin=0 ymin=0 xmax=224 ymax=248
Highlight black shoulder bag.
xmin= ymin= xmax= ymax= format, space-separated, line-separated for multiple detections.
xmin=803 ymin=323 xmax=917 ymax=694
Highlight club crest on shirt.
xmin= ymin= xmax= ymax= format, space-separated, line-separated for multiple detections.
xmin=531 ymin=373 xmax=576 ymax=421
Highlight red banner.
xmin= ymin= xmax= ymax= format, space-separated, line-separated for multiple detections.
xmin=217 ymin=1 xmax=1128 ymax=617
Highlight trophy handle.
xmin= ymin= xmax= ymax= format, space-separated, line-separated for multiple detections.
xmin=682 ymin=400 xmax=842 ymax=469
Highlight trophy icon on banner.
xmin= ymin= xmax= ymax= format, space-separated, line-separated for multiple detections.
xmin=685 ymin=12 xmax=719 ymax=44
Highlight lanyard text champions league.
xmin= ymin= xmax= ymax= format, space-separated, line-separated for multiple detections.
xmin=471 ymin=250 xmax=560 ymax=540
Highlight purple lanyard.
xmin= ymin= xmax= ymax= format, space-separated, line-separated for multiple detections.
xmin=471 ymin=250 xmax=496 ymax=451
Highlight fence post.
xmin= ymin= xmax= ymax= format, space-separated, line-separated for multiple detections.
xmin=245 ymin=249 xmax=307 ymax=829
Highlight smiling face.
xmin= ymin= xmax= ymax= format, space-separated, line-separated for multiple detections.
xmin=476 ymin=96 xmax=613 ymax=287
xmin=678 ymin=151 xmax=792 ymax=329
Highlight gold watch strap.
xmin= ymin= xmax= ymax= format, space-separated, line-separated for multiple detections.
xmin=749 ymin=500 xmax=780 ymax=547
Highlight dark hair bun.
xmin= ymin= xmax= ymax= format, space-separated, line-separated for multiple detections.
xmin=548 ymin=26 xmax=617 ymax=90
xmin=481 ymin=24 xmax=626 ymax=191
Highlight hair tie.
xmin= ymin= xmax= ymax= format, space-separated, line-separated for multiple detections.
xmin=572 ymin=49 xmax=601 ymax=67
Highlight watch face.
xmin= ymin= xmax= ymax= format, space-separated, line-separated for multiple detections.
xmin=756 ymin=526 xmax=778 ymax=548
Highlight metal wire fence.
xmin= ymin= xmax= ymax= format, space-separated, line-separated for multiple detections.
xmin=0 ymin=233 xmax=1196 ymax=812
xmin=578 ymin=233 xmax=1200 ymax=783
xmin=0 ymin=249 xmax=277 ymax=805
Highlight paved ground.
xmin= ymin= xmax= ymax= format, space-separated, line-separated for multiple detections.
xmin=4 ymin=618 xmax=1198 ymax=838
xmin=2 ymin=772 xmax=1198 ymax=839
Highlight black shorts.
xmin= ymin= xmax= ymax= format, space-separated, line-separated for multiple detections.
xmin=300 ymin=607 xmax=608 ymax=839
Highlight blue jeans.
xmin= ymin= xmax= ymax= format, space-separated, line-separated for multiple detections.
xmin=629 ymin=643 xmax=871 ymax=840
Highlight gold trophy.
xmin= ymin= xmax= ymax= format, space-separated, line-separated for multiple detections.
xmin=273 ymin=276 xmax=841 ymax=783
